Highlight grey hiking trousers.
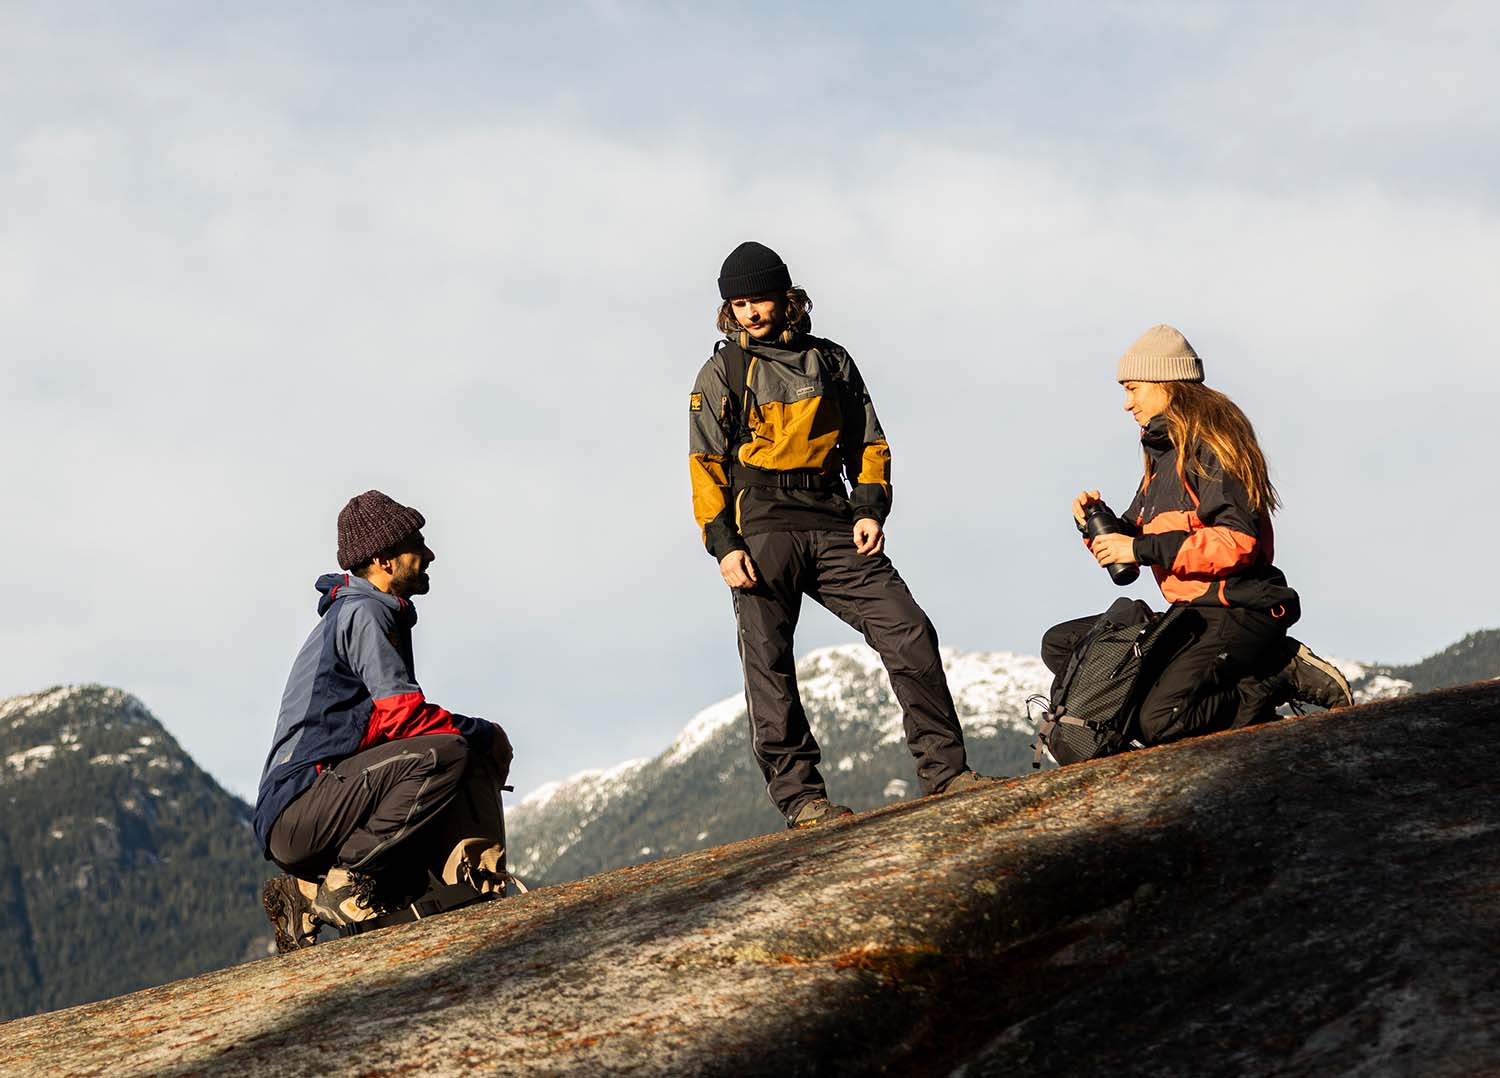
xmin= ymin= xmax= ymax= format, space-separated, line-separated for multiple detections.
xmin=732 ymin=529 xmax=969 ymax=819
xmin=267 ymin=734 xmax=508 ymax=891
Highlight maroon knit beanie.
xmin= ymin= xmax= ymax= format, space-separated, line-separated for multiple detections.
xmin=336 ymin=490 xmax=426 ymax=570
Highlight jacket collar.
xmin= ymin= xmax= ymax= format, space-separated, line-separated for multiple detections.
xmin=314 ymin=572 xmax=417 ymax=626
xmin=1140 ymin=413 xmax=1173 ymax=454
xmin=731 ymin=328 xmax=806 ymax=357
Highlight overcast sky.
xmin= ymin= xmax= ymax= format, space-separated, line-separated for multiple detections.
xmin=3 ymin=2 xmax=1497 ymax=801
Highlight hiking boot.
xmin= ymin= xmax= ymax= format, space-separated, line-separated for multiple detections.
xmin=939 ymin=769 xmax=995 ymax=794
xmin=788 ymin=797 xmax=854 ymax=829
xmin=262 ymin=875 xmax=320 ymax=954
xmin=310 ymin=866 xmax=384 ymax=930
xmin=1277 ymin=640 xmax=1354 ymax=711
xmin=354 ymin=861 xmax=432 ymax=913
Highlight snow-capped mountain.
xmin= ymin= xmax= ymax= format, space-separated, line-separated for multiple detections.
xmin=509 ymin=643 xmax=1413 ymax=886
xmin=0 ymin=686 xmax=270 ymax=1020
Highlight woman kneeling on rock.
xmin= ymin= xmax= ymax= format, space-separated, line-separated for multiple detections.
xmin=1042 ymin=324 xmax=1352 ymax=754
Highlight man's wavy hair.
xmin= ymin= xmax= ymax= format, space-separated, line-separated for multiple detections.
xmin=716 ymin=287 xmax=813 ymax=338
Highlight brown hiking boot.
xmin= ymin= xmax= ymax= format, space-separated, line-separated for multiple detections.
xmin=788 ymin=797 xmax=855 ymax=829
xmin=265 ymin=868 xmax=400 ymax=953
xmin=262 ymin=875 xmax=320 ymax=954
xmin=311 ymin=866 xmax=385 ymax=929
xmin=939 ymin=770 xmax=995 ymax=795
xmin=1269 ymin=640 xmax=1354 ymax=711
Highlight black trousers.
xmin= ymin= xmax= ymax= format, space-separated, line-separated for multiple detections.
xmin=1041 ymin=605 xmax=1290 ymax=746
xmin=268 ymin=734 xmax=472 ymax=881
xmin=733 ymin=529 xmax=968 ymax=818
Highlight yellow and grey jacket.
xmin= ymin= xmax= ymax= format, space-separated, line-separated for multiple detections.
xmin=688 ymin=332 xmax=892 ymax=560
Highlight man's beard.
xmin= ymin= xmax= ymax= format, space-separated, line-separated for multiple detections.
xmin=392 ymin=568 xmax=430 ymax=598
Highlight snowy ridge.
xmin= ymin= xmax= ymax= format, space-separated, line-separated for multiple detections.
xmin=507 ymin=641 xmax=1449 ymax=885
xmin=508 ymin=644 xmax=1059 ymax=881
xmin=513 ymin=757 xmax=650 ymax=875
xmin=520 ymin=757 xmax=648 ymax=812
xmin=662 ymin=694 xmax=746 ymax=766
xmin=647 ymin=644 xmax=1051 ymax=772
xmin=1332 ymin=659 xmax=1413 ymax=704
xmin=0 ymin=685 xmax=185 ymax=796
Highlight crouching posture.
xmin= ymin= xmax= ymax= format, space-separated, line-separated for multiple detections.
xmin=1042 ymin=325 xmax=1351 ymax=755
xmin=689 ymin=242 xmax=986 ymax=828
xmin=254 ymin=490 xmax=514 ymax=951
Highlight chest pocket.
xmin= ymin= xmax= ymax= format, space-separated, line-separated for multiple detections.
xmin=785 ymin=375 xmax=822 ymax=402
xmin=742 ymin=363 xmax=842 ymax=470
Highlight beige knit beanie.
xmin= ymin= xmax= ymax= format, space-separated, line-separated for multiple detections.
xmin=1116 ymin=324 xmax=1204 ymax=383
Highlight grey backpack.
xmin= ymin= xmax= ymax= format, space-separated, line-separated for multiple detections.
xmin=1031 ymin=598 xmax=1185 ymax=767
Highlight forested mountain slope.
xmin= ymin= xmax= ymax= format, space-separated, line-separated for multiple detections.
xmin=0 ymin=687 xmax=270 ymax=1020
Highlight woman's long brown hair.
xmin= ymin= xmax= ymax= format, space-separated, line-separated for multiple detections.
xmin=1151 ymin=382 xmax=1281 ymax=514
xmin=715 ymin=287 xmax=813 ymax=337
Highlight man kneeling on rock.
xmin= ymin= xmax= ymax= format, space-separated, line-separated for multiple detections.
xmin=255 ymin=490 xmax=514 ymax=952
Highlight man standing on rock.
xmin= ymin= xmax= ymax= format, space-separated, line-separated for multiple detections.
xmin=689 ymin=241 xmax=988 ymax=829
xmin=254 ymin=490 xmax=514 ymax=952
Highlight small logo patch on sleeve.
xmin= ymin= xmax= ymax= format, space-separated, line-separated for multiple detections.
xmin=689 ymin=392 xmax=703 ymax=412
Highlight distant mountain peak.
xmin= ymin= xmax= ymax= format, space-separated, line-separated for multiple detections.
xmin=0 ymin=684 xmax=271 ymax=1020
xmin=509 ymin=644 xmax=1062 ymax=884
xmin=506 ymin=637 xmax=1468 ymax=888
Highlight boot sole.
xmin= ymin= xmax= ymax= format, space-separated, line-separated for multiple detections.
xmin=262 ymin=878 xmax=315 ymax=955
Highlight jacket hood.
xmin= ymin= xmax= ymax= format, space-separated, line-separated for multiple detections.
xmin=314 ymin=572 xmax=417 ymax=625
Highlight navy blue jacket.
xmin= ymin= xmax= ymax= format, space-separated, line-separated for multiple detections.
xmin=252 ymin=574 xmax=496 ymax=855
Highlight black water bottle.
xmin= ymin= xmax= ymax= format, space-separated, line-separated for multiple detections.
xmin=1082 ymin=501 xmax=1140 ymax=586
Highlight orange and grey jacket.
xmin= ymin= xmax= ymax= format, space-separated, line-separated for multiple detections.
xmin=688 ymin=332 xmax=891 ymax=560
xmin=1118 ymin=416 xmax=1300 ymax=619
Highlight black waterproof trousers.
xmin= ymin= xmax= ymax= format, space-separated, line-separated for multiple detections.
xmin=733 ymin=529 xmax=968 ymax=819
xmin=267 ymin=734 xmax=506 ymax=887
xmin=1041 ymin=605 xmax=1290 ymax=745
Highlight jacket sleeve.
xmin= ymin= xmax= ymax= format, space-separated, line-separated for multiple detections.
xmin=1133 ymin=452 xmax=1261 ymax=577
xmin=1119 ymin=483 xmax=1145 ymax=537
xmin=838 ymin=354 xmax=893 ymax=524
xmin=340 ymin=603 xmax=497 ymax=753
xmin=689 ymin=352 xmax=749 ymax=561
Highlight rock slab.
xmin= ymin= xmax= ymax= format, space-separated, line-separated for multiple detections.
xmin=1 ymin=683 xmax=1497 ymax=1077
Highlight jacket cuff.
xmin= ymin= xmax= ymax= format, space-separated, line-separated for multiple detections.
xmin=451 ymin=713 xmax=495 ymax=753
xmin=705 ymin=516 xmax=748 ymax=562
xmin=1133 ymin=531 xmax=1186 ymax=569
xmin=849 ymin=484 xmax=890 ymax=525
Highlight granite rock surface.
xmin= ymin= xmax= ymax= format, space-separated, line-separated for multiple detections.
xmin=1 ymin=683 xmax=1496 ymax=1077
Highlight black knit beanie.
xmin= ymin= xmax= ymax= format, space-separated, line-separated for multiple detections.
xmin=337 ymin=490 xmax=426 ymax=570
xmin=717 ymin=241 xmax=792 ymax=300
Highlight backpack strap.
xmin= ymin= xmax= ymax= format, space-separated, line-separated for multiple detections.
xmin=716 ymin=339 xmax=753 ymax=494
xmin=718 ymin=338 xmax=752 ymax=441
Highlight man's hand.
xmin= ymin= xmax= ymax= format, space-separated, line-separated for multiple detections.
xmin=1072 ymin=489 xmax=1102 ymax=529
xmin=1091 ymin=533 xmax=1138 ymax=567
xmin=853 ymin=518 xmax=885 ymax=556
xmin=719 ymin=550 xmax=758 ymax=589
xmin=489 ymin=724 xmax=513 ymax=784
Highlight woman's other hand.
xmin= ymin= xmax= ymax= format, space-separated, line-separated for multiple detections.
xmin=720 ymin=550 xmax=759 ymax=589
xmin=853 ymin=518 xmax=885 ymax=556
xmin=1091 ymin=533 xmax=1138 ymax=567
xmin=1072 ymin=489 xmax=1102 ymax=528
